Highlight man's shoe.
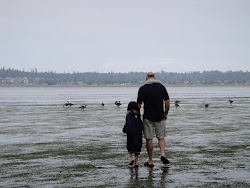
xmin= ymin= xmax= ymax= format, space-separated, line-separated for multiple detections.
xmin=161 ymin=156 xmax=170 ymax=164
xmin=144 ymin=161 xmax=154 ymax=167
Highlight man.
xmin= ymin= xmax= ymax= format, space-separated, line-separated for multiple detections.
xmin=137 ymin=72 xmax=170 ymax=166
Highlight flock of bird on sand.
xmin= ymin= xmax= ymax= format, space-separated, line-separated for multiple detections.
xmin=63 ymin=99 xmax=234 ymax=109
xmin=175 ymin=99 xmax=233 ymax=108
xmin=63 ymin=101 xmax=121 ymax=109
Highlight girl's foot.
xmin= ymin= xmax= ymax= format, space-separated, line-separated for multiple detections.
xmin=129 ymin=159 xmax=134 ymax=166
xmin=134 ymin=162 xmax=139 ymax=168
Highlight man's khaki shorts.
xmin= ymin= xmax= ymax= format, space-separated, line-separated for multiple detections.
xmin=143 ymin=119 xmax=166 ymax=139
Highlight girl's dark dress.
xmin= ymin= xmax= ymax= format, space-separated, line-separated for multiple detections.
xmin=123 ymin=111 xmax=143 ymax=154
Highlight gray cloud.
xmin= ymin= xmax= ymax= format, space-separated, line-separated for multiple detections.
xmin=0 ymin=0 xmax=249 ymax=73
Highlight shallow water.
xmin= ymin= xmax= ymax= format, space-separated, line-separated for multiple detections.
xmin=0 ymin=86 xmax=249 ymax=187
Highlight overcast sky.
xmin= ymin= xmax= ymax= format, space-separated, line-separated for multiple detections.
xmin=0 ymin=0 xmax=249 ymax=73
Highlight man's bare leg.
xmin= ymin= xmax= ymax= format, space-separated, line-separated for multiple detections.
xmin=159 ymin=137 xmax=170 ymax=164
xmin=158 ymin=137 xmax=165 ymax=157
xmin=135 ymin=154 xmax=139 ymax=166
xmin=146 ymin=139 xmax=154 ymax=165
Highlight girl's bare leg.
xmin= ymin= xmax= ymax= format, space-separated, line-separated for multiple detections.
xmin=135 ymin=154 xmax=139 ymax=165
xmin=129 ymin=153 xmax=133 ymax=160
xmin=128 ymin=153 xmax=134 ymax=165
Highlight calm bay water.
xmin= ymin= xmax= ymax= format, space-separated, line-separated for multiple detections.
xmin=0 ymin=86 xmax=249 ymax=187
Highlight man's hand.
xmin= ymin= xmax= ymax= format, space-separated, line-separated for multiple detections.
xmin=164 ymin=100 xmax=170 ymax=119
xmin=164 ymin=112 xmax=168 ymax=120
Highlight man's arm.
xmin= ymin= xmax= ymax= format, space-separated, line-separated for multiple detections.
xmin=137 ymin=87 xmax=142 ymax=111
xmin=137 ymin=103 xmax=141 ymax=110
xmin=164 ymin=100 xmax=170 ymax=119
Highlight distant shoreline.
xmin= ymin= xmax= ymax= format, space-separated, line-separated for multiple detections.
xmin=1 ymin=84 xmax=249 ymax=87
xmin=1 ymin=68 xmax=250 ymax=87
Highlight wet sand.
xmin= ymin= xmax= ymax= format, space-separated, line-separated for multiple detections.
xmin=0 ymin=87 xmax=249 ymax=187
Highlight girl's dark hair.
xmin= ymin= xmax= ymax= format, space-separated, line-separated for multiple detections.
xmin=127 ymin=101 xmax=140 ymax=117
xmin=127 ymin=101 xmax=138 ymax=111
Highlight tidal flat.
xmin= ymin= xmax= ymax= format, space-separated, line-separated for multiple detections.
xmin=0 ymin=86 xmax=249 ymax=187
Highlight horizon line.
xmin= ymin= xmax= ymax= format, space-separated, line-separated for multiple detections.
xmin=1 ymin=67 xmax=249 ymax=74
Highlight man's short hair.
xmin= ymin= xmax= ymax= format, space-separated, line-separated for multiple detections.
xmin=147 ymin=73 xmax=155 ymax=78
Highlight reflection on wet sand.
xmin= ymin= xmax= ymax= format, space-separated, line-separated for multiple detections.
xmin=160 ymin=168 xmax=169 ymax=188
xmin=129 ymin=167 xmax=139 ymax=180
xmin=128 ymin=167 xmax=169 ymax=187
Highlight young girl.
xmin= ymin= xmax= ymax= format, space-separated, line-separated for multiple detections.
xmin=123 ymin=101 xmax=143 ymax=168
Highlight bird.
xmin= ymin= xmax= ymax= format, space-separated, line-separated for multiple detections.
xmin=175 ymin=100 xmax=180 ymax=104
xmin=175 ymin=103 xmax=179 ymax=107
xmin=229 ymin=99 xmax=233 ymax=103
xmin=205 ymin=104 xmax=209 ymax=108
xmin=115 ymin=101 xmax=121 ymax=106
xmin=101 ymin=103 xmax=104 ymax=106
xmin=63 ymin=101 xmax=74 ymax=107
xmin=79 ymin=104 xmax=87 ymax=109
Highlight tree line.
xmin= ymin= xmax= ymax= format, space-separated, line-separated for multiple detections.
xmin=0 ymin=67 xmax=249 ymax=85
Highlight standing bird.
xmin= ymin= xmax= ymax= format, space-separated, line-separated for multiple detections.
xmin=175 ymin=100 xmax=180 ymax=104
xmin=63 ymin=101 xmax=74 ymax=107
xmin=79 ymin=104 xmax=87 ymax=109
xmin=205 ymin=104 xmax=209 ymax=108
xmin=229 ymin=99 xmax=233 ymax=103
xmin=101 ymin=103 xmax=105 ymax=106
xmin=115 ymin=101 xmax=121 ymax=106
xmin=175 ymin=100 xmax=180 ymax=107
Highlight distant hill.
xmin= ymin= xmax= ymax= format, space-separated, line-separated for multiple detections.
xmin=0 ymin=67 xmax=250 ymax=86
